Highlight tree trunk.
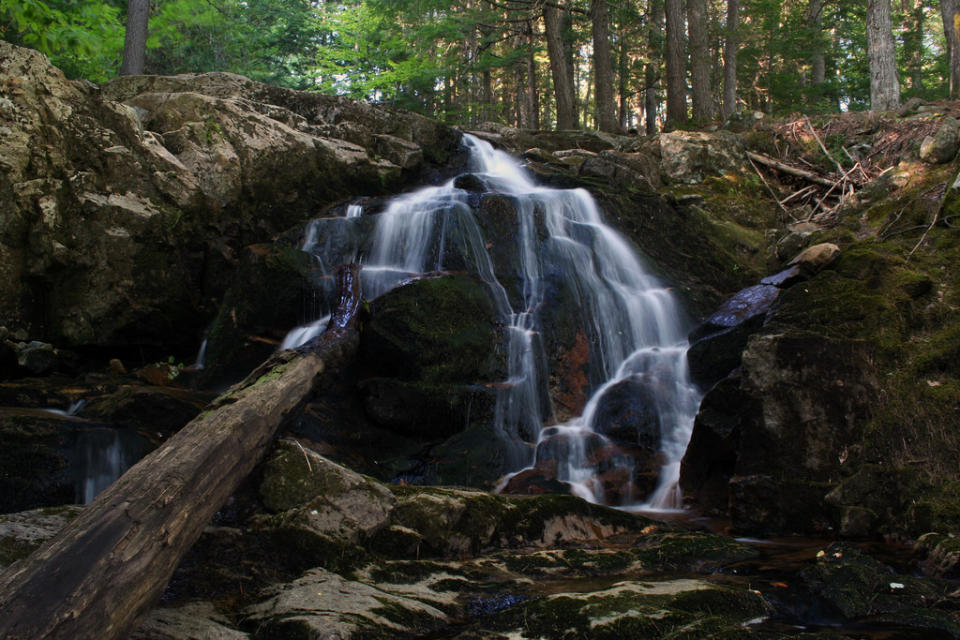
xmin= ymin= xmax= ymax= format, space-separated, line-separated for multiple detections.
xmin=544 ymin=2 xmax=578 ymax=129
xmin=645 ymin=0 xmax=664 ymax=135
xmin=618 ymin=22 xmax=630 ymax=129
xmin=0 ymin=266 xmax=363 ymax=640
xmin=645 ymin=63 xmax=659 ymax=134
xmin=665 ymin=0 xmax=687 ymax=127
xmin=687 ymin=0 xmax=712 ymax=121
xmin=902 ymin=0 xmax=924 ymax=92
xmin=806 ymin=0 xmax=826 ymax=89
xmin=722 ymin=0 xmax=739 ymax=118
xmin=119 ymin=0 xmax=149 ymax=75
xmin=867 ymin=0 xmax=901 ymax=110
xmin=942 ymin=0 xmax=960 ymax=98
xmin=525 ymin=19 xmax=540 ymax=129
xmin=591 ymin=0 xmax=620 ymax=132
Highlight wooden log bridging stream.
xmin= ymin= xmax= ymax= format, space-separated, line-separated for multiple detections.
xmin=0 ymin=264 xmax=363 ymax=640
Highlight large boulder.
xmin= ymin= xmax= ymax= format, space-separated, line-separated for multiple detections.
xmin=0 ymin=42 xmax=459 ymax=355
xmin=358 ymin=274 xmax=503 ymax=441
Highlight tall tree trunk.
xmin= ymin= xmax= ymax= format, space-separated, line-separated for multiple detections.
xmin=901 ymin=0 xmax=924 ymax=92
xmin=942 ymin=0 xmax=960 ymax=97
xmin=0 ymin=266 xmax=363 ymax=640
xmin=618 ymin=22 xmax=630 ymax=129
xmin=581 ymin=62 xmax=593 ymax=128
xmin=806 ymin=0 xmax=826 ymax=89
xmin=722 ymin=0 xmax=739 ymax=118
xmin=687 ymin=0 xmax=712 ymax=120
xmin=526 ymin=19 xmax=540 ymax=129
xmin=867 ymin=0 xmax=901 ymax=110
xmin=645 ymin=0 xmax=664 ymax=134
xmin=119 ymin=0 xmax=149 ymax=75
xmin=591 ymin=0 xmax=620 ymax=132
xmin=645 ymin=63 xmax=659 ymax=134
xmin=544 ymin=2 xmax=578 ymax=129
xmin=665 ymin=0 xmax=687 ymax=127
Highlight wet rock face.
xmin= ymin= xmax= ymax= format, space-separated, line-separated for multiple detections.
xmin=0 ymin=42 xmax=459 ymax=352
xmin=686 ymin=284 xmax=780 ymax=388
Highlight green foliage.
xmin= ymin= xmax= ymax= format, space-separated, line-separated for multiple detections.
xmin=145 ymin=0 xmax=321 ymax=88
xmin=0 ymin=0 xmax=123 ymax=81
xmin=2 ymin=0 xmax=958 ymax=127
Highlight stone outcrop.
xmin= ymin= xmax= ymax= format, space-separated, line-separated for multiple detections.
xmin=0 ymin=42 xmax=459 ymax=354
xmin=679 ymin=241 xmax=952 ymax=536
xmin=658 ymin=130 xmax=750 ymax=184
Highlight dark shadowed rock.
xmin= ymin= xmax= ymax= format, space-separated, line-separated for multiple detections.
xmin=201 ymin=243 xmax=318 ymax=385
xmin=357 ymin=275 xmax=504 ymax=446
xmin=588 ymin=375 xmax=663 ymax=451
xmin=679 ymin=374 xmax=746 ymax=515
xmin=454 ymin=173 xmax=487 ymax=193
xmin=686 ymin=284 xmax=779 ymax=387
xmin=359 ymin=379 xmax=496 ymax=439
xmin=360 ymin=275 xmax=503 ymax=385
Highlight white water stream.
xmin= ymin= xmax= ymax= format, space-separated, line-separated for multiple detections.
xmin=284 ymin=134 xmax=701 ymax=509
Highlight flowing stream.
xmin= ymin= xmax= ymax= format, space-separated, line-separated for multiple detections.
xmin=285 ymin=134 xmax=702 ymax=508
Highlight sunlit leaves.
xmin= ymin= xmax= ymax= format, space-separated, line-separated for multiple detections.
xmin=0 ymin=0 xmax=124 ymax=81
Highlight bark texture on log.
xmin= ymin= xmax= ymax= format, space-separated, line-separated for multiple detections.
xmin=0 ymin=265 xmax=362 ymax=640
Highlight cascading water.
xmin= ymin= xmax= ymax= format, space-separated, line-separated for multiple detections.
xmin=283 ymin=134 xmax=702 ymax=508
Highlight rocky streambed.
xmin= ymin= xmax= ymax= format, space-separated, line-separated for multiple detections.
xmin=3 ymin=438 xmax=959 ymax=639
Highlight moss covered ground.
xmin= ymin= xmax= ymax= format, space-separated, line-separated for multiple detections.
xmin=680 ymin=113 xmax=960 ymax=536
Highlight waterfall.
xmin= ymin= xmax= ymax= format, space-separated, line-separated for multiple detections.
xmin=284 ymin=133 xmax=701 ymax=509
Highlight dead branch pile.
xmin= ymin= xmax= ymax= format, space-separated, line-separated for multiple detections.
xmin=748 ymin=112 xmax=946 ymax=226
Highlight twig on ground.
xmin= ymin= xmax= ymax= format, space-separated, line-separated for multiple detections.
xmin=806 ymin=117 xmax=845 ymax=175
xmin=749 ymin=156 xmax=795 ymax=220
xmin=909 ymin=208 xmax=941 ymax=258
xmin=780 ymin=184 xmax=817 ymax=206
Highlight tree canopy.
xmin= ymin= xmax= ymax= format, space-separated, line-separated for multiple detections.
xmin=1 ymin=0 xmax=954 ymax=129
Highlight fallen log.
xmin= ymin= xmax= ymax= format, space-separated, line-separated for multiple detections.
xmin=0 ymin=264 xmax=363 ymax=640
xmin=746 ymin=150 xmax=837 ymax=188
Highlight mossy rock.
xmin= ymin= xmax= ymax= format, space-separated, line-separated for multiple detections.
xmin=0 ymin=504 xmax=82 ymax=569
xmin=801 ymin=542 xmax=953 ymax=620
xmin=634 ymin=531 xmax=759 ymax=570
xmin=360 ymin=274 xmax=503 ymax=385
xmin=474 ymin=578 xmax=770 ymax=640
